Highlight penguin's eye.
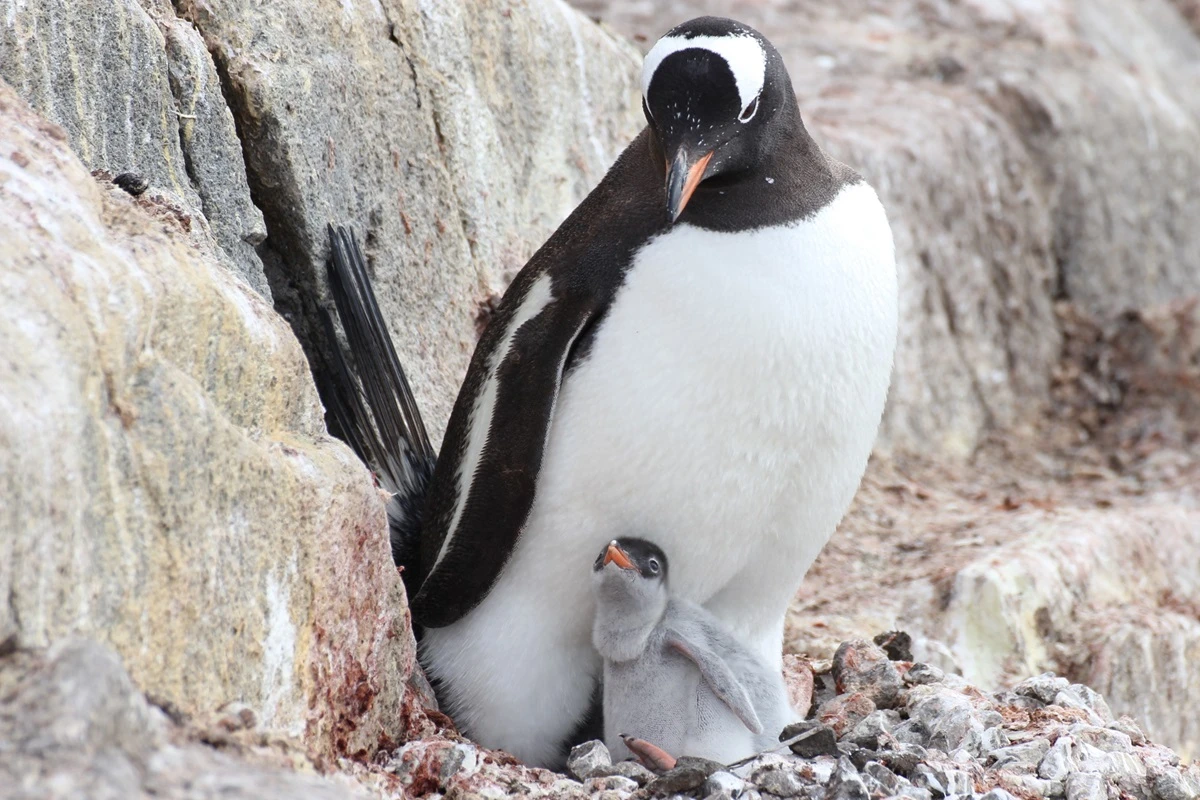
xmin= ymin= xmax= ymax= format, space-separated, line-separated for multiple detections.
xmin=738 ymin=96 xmax=759 ymax=123
xmin=648 ymin=559 xmax=660 ymax=574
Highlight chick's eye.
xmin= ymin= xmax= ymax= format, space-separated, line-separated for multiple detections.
xmin=648 ymin=559 xmax=660 ymax=574
xmin=738 ymin=96 xmax=759 ymax=123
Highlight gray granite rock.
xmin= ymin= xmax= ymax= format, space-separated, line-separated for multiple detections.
xmin=992 ymin=740 xmax=1052 ymax=770
xmin=827 ymin=757 xmax=870 ymax=800
xmin=569 ymin=740 xmax=613 ymax=781
xmin=833 ymin=640 xmax=904 ymax=709
xmin=1066 ymin=772 xmax=1111 ymax=800
xmin=703 ymin=770 xmax=747 ymax=798
xmin=0 ymin=0 xmax=268 ymax=294
xmin=906 ymin=665 xmax=947 ymax=687
xmin=847 ymin=710 xmax=900 ymax=750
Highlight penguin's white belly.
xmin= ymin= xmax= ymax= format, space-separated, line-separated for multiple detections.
xmin=420 ymin=182 xmax=897 ymax=767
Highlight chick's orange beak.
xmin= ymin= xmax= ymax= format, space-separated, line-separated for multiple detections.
xmin=603 ymin=542 xmax=637 ymax=571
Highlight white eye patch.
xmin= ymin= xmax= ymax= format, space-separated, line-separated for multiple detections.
xmin=641 ymin=33 xmax=767 ymax=113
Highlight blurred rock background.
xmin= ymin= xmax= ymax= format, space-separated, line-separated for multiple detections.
xmin=0 ymin=0 xmax=1197 ymax=796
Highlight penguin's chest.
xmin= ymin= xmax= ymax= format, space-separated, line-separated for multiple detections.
xmin=527 ymin=183 xmax=897 ymax=605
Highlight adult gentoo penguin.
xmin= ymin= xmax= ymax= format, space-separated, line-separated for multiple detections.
xmin=322 ymin=16 xmax=897 ymax=768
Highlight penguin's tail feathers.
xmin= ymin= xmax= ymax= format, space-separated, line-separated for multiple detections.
xmin=318 ymin=223 xmax=436 ymax=592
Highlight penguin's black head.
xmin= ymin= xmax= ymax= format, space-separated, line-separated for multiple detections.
xmin=591 ymin=537 xmax=668 ymax=583
xmin=641 ymin=17 xmax=794 ymax=221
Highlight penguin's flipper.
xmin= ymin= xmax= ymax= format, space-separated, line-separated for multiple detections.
xmin=409 ymin=264 xmax=604 ymax=628
xmin=667 ymin=630 xmax=764 ymax=735
xmin=319 ymin=224 xmax=436 ymax=586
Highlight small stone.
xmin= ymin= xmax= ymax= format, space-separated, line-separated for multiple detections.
xmin=593 ymin=760 xmax=657 ymax=786
xmin=980 ymin=789 xmax=1019 ymax=800
xmin=703 ymin=770 xmax=746 ymax=797
xmin=840 ymin=743 xmax=874 ymax=770
xmin=755 ymin=766 xmax=805 ymax=797
xmin=834 ymin=640 xmax=903 ymax=708
xmin=1153 ymin=770 xmax=1199 ymax=800
xmin=1005 ymin=774 xmax=1065 ymax=798
xmin=1039 ymin=736 xmax=1079 ymax=781
xmin=908 ymin=690 xmax=982 ymax=754
xmin=913 ymin=763 xmax=973 ymax=796
xmin=647 ymin=757 xmax=723 ymax=795
xmin=1070 ymin=685 xmax=1115 ymax=723
xmin=588 ymin=775 xmax=640 ymax=793
xmin=949 ymin=748 xmax=974 ymax=764
xmin=991 ymin=739 xmax=1051 ymax=769
xmin=1069 ymin=725 xmax=1133 ymax=754
xmin=808 ymin=755 xmax=839 ymax=784
xmin=1109 ymin=717 xmax=1147 ymax=746
xmin=1098 ymin=752 xmax=1147 ymax=782
xmin=863 ymin=761 xmax=905 ymax=793
xmin=904 ymin=664 xmax=946 ymax=686
xmin=874 ymin=631 xmax=915 ymax=662
xmin=1054 ymin=690 xmax=1105 ymax=725
xmin=819 ymin=693 xmax=877 ymax=737
xmin=437 ymin=743 xmax=479 ymax=782
xmin=113 ymin=171 xmax=150 ymax=196
xmin=980 ymin=726 xmax=1012 ymax=755
xmin=785 ymin=722 xmax=840 ymax=758
xmin=893 ymin=787 xmax=934 ymax=800
xmin=977 ymin=710 xmax=1005 ymax=729
xmin=847 ymin=709 xmax=898 ymax=750
xmin=827 ymin=757 xmax=869 ymax=800
xmin=882 ymin=743 xmax=930 ymax=777
xmin=1066 ymin=771 xmax=1109 ymax=800
xmin=567 ymin=740 xmax=612 ymax=781
xmin=1013 ymin=673 xmax=1070 ymax=705
xmin=892 ymin=718 xmax=932 ymax=747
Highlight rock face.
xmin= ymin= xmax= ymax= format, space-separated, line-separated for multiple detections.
xmin=0 ymin=80 xmax=413 ymax=762
xmin=0 ymin=0 xmax=269 ymax=296
xmin=0 ymin=0 xmax=642 ymax=447
xmin=0 ymin=0 xmax=645 ymax=768
xmin=177 ymin=0 xmax=642 ymax=445
xmin=0 ymin=639 xmax=384 ymax=800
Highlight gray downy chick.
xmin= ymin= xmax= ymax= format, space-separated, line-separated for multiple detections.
xmin=591 ymin=538 xmax=795 ymax=764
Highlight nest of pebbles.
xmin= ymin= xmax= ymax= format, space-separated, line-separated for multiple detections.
xmin=385 ymin=636 xmax=1200 ymax=800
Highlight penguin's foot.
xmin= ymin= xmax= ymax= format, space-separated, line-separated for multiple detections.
xmin=619 ymin=734 xmax=677 ymax=772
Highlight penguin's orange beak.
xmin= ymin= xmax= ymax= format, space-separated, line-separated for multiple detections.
xmin=603 ymin=542 xmax=637 ymax=571
xmin=665 ymin=148 xmax=714 ymax=222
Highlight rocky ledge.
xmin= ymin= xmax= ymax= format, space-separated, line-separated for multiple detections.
xmin=382 ymin=638 xmax=1200 ymax=800
xmin=5 ymin=634 xmax=1197 ymax=799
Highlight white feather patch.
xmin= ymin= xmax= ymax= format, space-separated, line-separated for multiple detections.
xmin=642 ymin=34 xmax=767 ymax=112
xmin=431 ymin=273 xmax=555 ymax=570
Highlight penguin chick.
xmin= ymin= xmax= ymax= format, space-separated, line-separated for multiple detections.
xmin=592 ymin=538 xmax=795 ymax=765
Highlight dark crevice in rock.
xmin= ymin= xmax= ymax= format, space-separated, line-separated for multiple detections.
xmin=169 ymin=0 xmax=342 ymax=414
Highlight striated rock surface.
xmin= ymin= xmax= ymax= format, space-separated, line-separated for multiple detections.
xmin=0 ymin=81 xmax=414 ymax=762
xmin=0 ymin=0 xmax=642 ymax=446
xmin=0 ymin=0 xmax=270 ymax=295
xmin=177 ymin=0 xmax=642 ymax=445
